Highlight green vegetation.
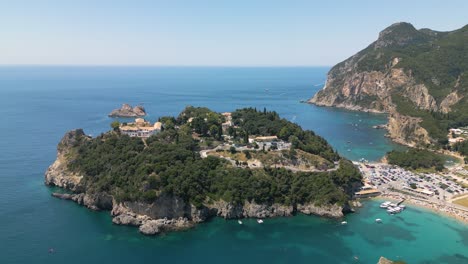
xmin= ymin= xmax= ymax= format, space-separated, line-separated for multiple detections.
xmin=232 ymin=108 xmax=339 ymax=162
xmin=354 ymin=23 xmax=468 ymax=145
xmin=452 ymin=141 xmax=468 ymax=164
xmin=66 ymin=107 xmax=361 ymax=207
xmin=110 ymin=121 xmax=120 ymax=131
xmin=209 ymin=148 xmax=333 ymax=170
xmin=387 ymin=149 xmax=445 ymax=171
xmin=452 ymin=141 xmax=468 ymax=156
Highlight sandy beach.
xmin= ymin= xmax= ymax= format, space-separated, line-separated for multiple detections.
xmin=373 ymin=193 xmax=468 ymax=224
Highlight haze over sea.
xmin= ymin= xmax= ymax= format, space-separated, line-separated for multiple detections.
xmin=0 ymin=66 xmax=466 ymax=264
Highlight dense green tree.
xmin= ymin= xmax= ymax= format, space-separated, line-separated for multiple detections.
xmin=110 ymin=121 xmax=120 ymax=131
xmin=66 ymin=107 xmax=360 ymax=208
xmin=387 ymin=149 xmax=445 ymax=171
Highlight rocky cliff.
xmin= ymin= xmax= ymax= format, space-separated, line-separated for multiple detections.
xmin=45 ymin=129 xmax=89 ymax=192
xmin=45 ymin=130 xmax=350 ymax=236
xmin=51 ymin=191 xmax=345 ymax=236
xmin=309 ymin=22 xmax=468 ymax=146
xmin=108 ymin=103 xmax=146 ymax=117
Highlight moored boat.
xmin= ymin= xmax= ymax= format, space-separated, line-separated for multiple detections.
xmin=380 ymin=201 xmax=391 ymax=208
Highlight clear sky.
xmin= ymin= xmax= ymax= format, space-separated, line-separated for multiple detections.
xmin=1 ymin=0 xmax=467 ymax=66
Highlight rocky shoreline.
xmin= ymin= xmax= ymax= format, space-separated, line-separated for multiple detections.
xmin=45 ymin=130 xmax=350 ymax=235
xmin=46 ymin=125 xmax=466 ymax=239
xmin=50 ymin=190 xmax=348 ymax=235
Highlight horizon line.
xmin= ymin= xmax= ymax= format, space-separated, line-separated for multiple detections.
xmin=0 ymin=64 xmax=332 ymax=68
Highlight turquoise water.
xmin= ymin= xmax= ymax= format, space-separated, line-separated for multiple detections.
xmin=0 ymin=67 xmax=465 ymax=263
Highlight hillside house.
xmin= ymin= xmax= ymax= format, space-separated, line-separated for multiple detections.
xmin=120 ymin=118 xmax=162 ymax=138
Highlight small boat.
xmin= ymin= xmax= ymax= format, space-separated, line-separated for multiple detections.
xmin=399 ymin=205 xmax=406 ymax=209
xmin=238 ymin=220 xmax=243 ymax=225
xmin=257 ymin=219 xmax=264 ymax=224
xmin=341 ymin=221 xmax=348 ymax=225
xmin=375 ymin=218 xmax=382 ymax=223
xmin=380 ymin=202 xmax=391 ymax=208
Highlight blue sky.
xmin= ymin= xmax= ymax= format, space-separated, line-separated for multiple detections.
xmin=1 ymin=0 xmax=467 ymax=66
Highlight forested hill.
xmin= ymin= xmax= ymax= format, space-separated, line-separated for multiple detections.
xmin=51 ymin=107 xmax=361 ymax=211
xmin=310 ymin=22 xmax=468 ymax=148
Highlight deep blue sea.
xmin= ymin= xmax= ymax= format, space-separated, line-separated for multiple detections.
xmin=0 ymin=66 xmax=466 ymax=264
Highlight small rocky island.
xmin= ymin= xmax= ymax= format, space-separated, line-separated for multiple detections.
xmin=108 ymin=103 xmax=146 ymax=117
xmin=46 ymin=106 xmax=362 ymax=235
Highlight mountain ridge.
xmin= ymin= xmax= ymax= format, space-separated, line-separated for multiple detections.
xmin=310 ymin=22 xmax=468 ymax=147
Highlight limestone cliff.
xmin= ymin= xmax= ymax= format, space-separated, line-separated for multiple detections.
xmin=309 ymin=22 xmax=468 ymax=146
xmin=45 ymin=129 xmax=89 ymax=192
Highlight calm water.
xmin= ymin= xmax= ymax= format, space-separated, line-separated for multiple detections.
xmin=0 ymin=67 xmax=466 ymax=264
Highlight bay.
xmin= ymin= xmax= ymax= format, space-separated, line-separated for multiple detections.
xmin=0 ymin=66 xmax=465 ymax=264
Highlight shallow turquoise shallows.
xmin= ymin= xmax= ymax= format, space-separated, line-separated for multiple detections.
xmin=0 ymin=67 xmax=466 ymax=264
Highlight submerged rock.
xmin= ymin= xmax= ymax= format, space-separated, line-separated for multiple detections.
xmin=377 ymin=256 xmax=396 ymax=264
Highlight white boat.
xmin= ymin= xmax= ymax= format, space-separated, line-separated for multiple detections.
xmin=375 ymin=218 xmax=382 ymax=223
xmin=341 ymin=221 xmax=348 ymax=225
xmin=257 ymin=219 xmax=264 ymax=224
xmin=387 ymin=206 xmax=403 ymax=214
xmin=399 ymin=204 xmax=406 ymax=209
xmin=238 ymin=220 xmax=243 ymax=225
xmin=390 ymin=203 xmax=397 ymax=207
xmin=380 ymin=202 xmax=391 ymax=208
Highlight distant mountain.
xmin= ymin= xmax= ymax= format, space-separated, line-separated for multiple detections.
xmin=310 ymin=22 xmax=468 ymax=147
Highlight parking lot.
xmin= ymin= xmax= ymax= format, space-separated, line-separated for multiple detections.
xmin=357 ymin=163 xmax=468 ymax=201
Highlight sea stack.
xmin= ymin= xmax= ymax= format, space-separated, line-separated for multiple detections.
xmin=108 ymin=104 xmax=146 ymax=117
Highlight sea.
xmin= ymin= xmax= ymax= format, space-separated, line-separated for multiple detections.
xmin=0 ymin=66 xmax=466 ymax=264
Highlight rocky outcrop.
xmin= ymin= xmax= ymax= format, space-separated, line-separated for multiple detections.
xmin=297 ymin=203 xmax=344 ymax=218
xmin=45 ymin=129 xmax=89 ymax=192
xmin=387 ymin=113 xmax=431 ymax=146
xmin=377 ymin=257 xmax=395 ymax=264
xmin=403 ymin=84 xmax=437 ymax=111
xmin=139 ymin=218 xmax=192 ymax=235
xmin=440 ymin=91 xmax=462 ymax=113
xmin=51 ymin=187 xmax=346 ymax=236
xmin=107 ymin=198 xmax=345 ymax=235
xmin=110 ymin=202 xmax=193 ymax=235
xmin=52 ymin=192 xmax=113 ymax=211
xmin=108 ymin=104 xmax=146 ymax=117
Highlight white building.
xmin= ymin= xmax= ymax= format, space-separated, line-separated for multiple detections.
xmin=120 ymin=118 xmax=162 ymax=138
